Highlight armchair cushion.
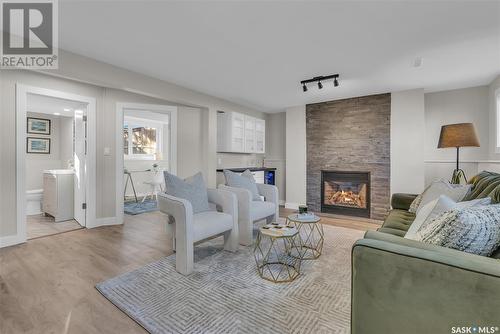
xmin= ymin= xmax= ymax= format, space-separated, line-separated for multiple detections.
xmin=193 ymin=211 xmax=233 ymax=242
xmin=224 ymin=169 xmax=260 ymax=200
xmin=164 ymin=171 xmax=209 ymax=213
xmin=250 ymin=200 xmax=276 ymax=221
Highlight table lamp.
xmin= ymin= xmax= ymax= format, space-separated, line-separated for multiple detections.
xmin=437 ymin=123 xmax=480 ymax=184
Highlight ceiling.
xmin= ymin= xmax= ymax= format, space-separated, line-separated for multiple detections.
xmin=58 ymin=1 xmax=500 ymax=112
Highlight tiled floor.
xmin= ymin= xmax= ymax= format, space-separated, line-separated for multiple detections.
xmin=26 ymin=214 xmax=83 ymax=239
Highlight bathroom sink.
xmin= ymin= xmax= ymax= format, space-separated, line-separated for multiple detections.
xmin=43 ymin=169 xmax=75 ymax=175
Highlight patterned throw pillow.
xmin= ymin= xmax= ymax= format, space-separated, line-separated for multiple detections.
xmin=405 ymin=196 xmax=492 ymax=240
xmin=224 ymin=169 xmax=261 ymax=200
xmin=414 ymin=204 xmax=500 ymax=256
xmin=164 ymin=171 xmax=210 ymax=213
xmin=408 ymin=194 xmax=423 ymax=213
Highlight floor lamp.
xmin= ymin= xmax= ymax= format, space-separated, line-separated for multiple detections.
xmin=438 ymin=123 xmax=480 ymax=184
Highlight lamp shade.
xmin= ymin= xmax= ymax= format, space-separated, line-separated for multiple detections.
xmin=437 ymin=123 xmax=480 ymax=148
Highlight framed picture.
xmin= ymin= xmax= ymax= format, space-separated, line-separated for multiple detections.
xmin=27 ymin=137 xmax=51 ymax=154
xmin=27 ymin=117 xmax=51 ymax=135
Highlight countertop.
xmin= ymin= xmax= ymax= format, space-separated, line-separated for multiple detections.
xmin=216 ymin=167 xmax=277 ymax=172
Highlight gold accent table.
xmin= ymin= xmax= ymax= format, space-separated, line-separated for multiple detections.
xmin=254 ymin=224 xmax=302 ymax=283
xmin=286 ymin=213 xmax=324 ymax=260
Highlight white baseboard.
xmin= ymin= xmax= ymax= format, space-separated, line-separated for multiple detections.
xmin=285 ymin=202 xmax=300 ymax=210
xmin=0 ymin=233 xmax=25 ymax=248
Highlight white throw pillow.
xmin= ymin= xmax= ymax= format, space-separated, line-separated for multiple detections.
xmin=405 ymin=195 xmax=455 ymax=239
xmin=455 ymin=197 xmax=491 ymax=209
xmin=416 ymin=180 xmax=471 ymax=214
xmin=405 ymin=196 xmax=492 ymax=240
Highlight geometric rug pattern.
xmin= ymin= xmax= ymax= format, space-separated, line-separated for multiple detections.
xmin=96 ymin=223 xmax=364 ymax=334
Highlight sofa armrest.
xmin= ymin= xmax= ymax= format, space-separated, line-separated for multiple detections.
xmin=351 ymin=237 xmax=500 ymax=334
xmin=158 ymin=193 xmax=194 ymax=267
xmin=207 ymin=188 xmax=238 ymax=230
xmin=218 ymin=185 xmax=252 ymax=221
xmin=391 ymin=193 xmax=418 ymax=210
xmin=256 ymin=183 xmax=278 ymax=203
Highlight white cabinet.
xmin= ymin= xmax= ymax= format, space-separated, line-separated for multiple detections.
xmin=244 ymin=115 xmax=255 ymax=153
xmin=42 ymin=170 xmax=74 ymax=222
xmin=255 ymin=118 xmax=265 ymax=154
xmin=217 ymin=111 xmax=265 ymax=154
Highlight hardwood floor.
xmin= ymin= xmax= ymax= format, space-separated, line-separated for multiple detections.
xmin=0 ymin=208 xmax=378 ymax=334
xmin=27 ymin=214 xmax=83 ymax=240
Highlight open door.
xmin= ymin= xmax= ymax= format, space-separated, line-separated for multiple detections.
xmin=73 ymin=108 xmax=87 ymax=226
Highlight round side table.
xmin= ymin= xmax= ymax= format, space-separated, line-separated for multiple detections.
xmin=254 ymin=224 xmax=302 ymax=283
xmin=286 ymin=214 xmax=324 ymax=260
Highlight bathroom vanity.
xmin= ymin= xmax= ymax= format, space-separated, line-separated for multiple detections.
xmin=42 ymin=169 xmax=74 ymax=222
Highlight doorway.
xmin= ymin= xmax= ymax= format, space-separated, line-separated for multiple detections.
xmin=116 ymin=103 xmax=177 ymax=222
xmin=16 ymin=85 xmax=96 ymax=241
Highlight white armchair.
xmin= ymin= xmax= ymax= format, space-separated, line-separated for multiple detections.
xmin=219 ymin=183 xmax=279 ymax=246
xmin=158 ymin=188 xmax=238 ymax=275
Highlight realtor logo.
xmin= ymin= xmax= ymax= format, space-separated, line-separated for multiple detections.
xmin=1 ymin=0 xmax=58 ymax=68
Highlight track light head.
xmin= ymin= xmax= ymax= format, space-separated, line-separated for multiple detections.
xmin=300 ymin=74 xmax=339 ymax=92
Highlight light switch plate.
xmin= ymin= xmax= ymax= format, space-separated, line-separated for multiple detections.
xmin=104 ymin=147 xmax=111 ymax=156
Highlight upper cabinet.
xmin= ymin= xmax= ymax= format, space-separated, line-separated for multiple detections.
xmin=217 ymin=111 xmax=265 ymax=154
xmin=254 ymin=118 xmax=265 ymax=154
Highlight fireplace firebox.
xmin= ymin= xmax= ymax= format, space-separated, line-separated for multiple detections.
xmin=321 ymin=171 xmax=370 ymax=218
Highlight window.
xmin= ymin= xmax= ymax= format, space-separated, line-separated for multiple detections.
xmin=123 ymin=116 xmax=164 ymax=160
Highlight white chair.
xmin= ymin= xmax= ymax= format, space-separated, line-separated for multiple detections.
xmin=219 ymin=183 xmax=279 ymax=246
xmin=158 ymin=188 xmax=238 ymax=275
xmin=142 ymin=170 xmax=164 ymax=202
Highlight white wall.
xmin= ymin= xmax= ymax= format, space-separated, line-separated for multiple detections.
xmin=489 ymin=75 xmax=500 ymax=160
xmin=1 ymin=50 xmax=265 ymax=242
xmin=424 ymin=85 xmax=493 ymax=185
xmin=177 ymin=106 xmax=204 ymax=179
xmin=390 ymin=89 xmax=425 ymax=194
xmin=285 ymin=106 xmax=306 ymax=209
xmin=25 ymin=112 xmax=74 ymax=190
xmin=265 ymin=112 xmax=286 ymax=203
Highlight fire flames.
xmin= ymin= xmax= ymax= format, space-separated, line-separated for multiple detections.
xmin=324 ymin=184 xmax=367 ymax=208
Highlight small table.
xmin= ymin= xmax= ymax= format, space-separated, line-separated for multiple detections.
xmin=286 ymin=213 xmax=324 ymax=260
xmin=254 ymin=223 xmax=302 ymax=283
xmin=124 ymin=169 xmax=152 ymax=203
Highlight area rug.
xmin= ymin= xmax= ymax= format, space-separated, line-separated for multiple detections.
xmin=96 ymin=223 xmax=364 ymax=334
xmin=124 ymin=199 xmax=159 ymax=215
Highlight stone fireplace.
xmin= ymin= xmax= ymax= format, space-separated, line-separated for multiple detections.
xmin=306 ymin=93 xmax=390 ymax=221
xmin=321 ymin=171 xmax=370 ymax=218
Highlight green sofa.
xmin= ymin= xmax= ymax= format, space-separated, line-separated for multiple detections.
xmin=351 ymin=171 xmax=500 ymax=334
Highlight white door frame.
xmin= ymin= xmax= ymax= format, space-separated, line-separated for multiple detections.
xmin=116 ymin=103 xmax=177 ymax=225
xmin=15 ymin=84 xmax=97 ymax=243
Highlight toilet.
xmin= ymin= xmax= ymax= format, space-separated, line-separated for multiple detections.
xmin=26 ymin=189 xmax=43 ymax=215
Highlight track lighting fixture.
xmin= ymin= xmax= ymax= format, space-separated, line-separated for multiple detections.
xmin=300 ymin=74 xmax=339 ymax=92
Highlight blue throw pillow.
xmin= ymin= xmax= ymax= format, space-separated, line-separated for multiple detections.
xmin=163 ymin=171 xmax=209 ymax=213
xmin=224 ymin=169 xmax=260 ymax=200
